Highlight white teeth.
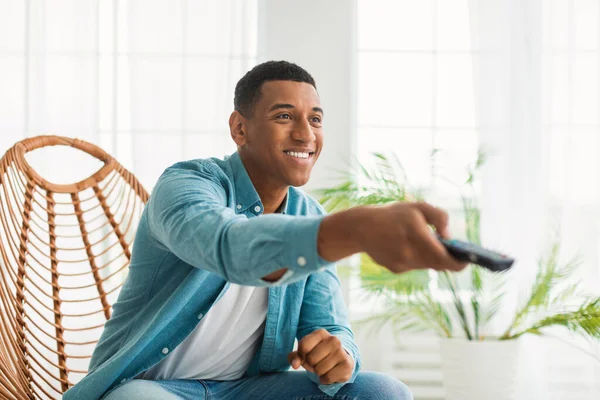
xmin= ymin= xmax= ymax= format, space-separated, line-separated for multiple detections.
xmin=284 ymin=151 xmax=310 ymax=159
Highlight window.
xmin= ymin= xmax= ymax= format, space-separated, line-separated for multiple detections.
xmin=0 ymin=0 xmax=257 ymax=190
xmin=357 ymin=0 xmax=478 ymax=238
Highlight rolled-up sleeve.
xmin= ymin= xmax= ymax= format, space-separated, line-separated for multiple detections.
xmin=146 ymin=165 xmax=325 ymax=286
xmin=296 ymin=265 xmax=362 ymax=396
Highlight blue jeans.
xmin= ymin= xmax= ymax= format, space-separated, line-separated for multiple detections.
xmin=102 ymin=371 xmax=412 ymax=400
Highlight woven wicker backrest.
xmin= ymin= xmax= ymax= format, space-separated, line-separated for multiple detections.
xmin=0 ymin=136 xmax=149 ymax=399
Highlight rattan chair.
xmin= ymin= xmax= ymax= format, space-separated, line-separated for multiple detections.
xmin=0 ymin=136 xmax=149 ymax=399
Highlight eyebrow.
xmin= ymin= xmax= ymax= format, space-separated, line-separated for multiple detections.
xmin=268 ymin=103 xmax=324 ymax=115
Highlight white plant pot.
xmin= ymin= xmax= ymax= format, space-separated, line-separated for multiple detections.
xmin=440 ymin=338 xmax=520 ymax=400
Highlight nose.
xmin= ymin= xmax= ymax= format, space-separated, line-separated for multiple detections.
xmin=291 ymin=118 xmax=316 ymax=143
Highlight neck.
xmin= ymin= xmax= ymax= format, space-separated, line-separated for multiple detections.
xmin=239 ymin=152 xmax=288 ymax=214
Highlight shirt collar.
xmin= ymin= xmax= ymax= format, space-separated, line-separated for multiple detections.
xmin=227 ymin=151 xmax=262 ymax=213
xmin=227 ymin=151 xmax=289 ymax=215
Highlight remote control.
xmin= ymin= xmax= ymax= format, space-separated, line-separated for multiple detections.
xmin=437 ymin=235 xmax=515 ymax=272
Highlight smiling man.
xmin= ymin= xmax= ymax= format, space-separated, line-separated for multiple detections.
xmin=64 ymin=61 xmax=466 ymax=400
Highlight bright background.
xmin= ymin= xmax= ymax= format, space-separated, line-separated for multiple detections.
xmin=1 ymin=0 xmax=600 ymax=399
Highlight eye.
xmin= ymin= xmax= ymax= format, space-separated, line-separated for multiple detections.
xmin=276 ymin=113 xmax=292 ymax=120
xmin=311 ymin=116 xmax=322 ymax=124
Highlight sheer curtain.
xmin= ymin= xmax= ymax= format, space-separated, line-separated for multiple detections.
xmin=354 ymin=0 xmax=600 ymax=398
xmin=0 ymin=0 xmax=257 ymax=390
xmin=470 ymin=0 xmax=600 ymax=398
xmin=0 ymin=0 xmax=257 ymax=191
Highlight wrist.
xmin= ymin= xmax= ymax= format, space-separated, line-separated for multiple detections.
xmin=317 ymin=206 xmax=371 ymax=262
xmin=340 ymin=206 xmax=371 ymax=254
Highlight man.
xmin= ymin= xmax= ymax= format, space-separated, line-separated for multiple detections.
xmin=64 ymin=61 xmax=466 ymax=400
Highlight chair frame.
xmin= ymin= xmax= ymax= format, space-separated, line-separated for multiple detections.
xmin=0 ymin=135 xmax=148 ymax=399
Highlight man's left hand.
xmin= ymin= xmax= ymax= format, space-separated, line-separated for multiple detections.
xmin=287 ymin=328 xmax=354 ymax=385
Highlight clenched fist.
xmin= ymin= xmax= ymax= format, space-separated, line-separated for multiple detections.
xmin=288 ymin=329 xmax=354 ymax=385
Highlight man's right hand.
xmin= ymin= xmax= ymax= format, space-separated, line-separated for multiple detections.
xmin=317 ymin=202 xmax=468 ymax=274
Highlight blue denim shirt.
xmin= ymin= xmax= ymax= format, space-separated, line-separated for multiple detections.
xmin=63 ymin=152 xmax=361 ymax=400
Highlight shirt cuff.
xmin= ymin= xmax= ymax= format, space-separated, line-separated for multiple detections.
xmin=282 ymin=215 xmax=328 ymax=275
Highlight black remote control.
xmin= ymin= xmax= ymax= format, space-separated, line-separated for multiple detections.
xmin=437 ymin=235 xmax=515 ymax=272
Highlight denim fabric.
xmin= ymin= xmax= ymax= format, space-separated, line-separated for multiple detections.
xmin=64 ymin=152 xmax=361 ymax=400
xmin=102 ymin=371 xmax=413 ymax=400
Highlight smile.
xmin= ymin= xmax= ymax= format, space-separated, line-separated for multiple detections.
xmin=283 ymin=151 xmax=314 ymax=159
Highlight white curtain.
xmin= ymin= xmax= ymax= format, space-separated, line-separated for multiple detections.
xmin=470 ymin=0 xmax=600 ymax=398
xmin=0 ymin=0 xmax=257 ymax=191
xmin=0 ymin=0 xmax=257 ymax=392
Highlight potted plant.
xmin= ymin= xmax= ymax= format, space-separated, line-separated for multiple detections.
xmin=318 ymin=152 xmax=600 ymax=400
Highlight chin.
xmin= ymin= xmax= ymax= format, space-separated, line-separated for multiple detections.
xmin=287 ymin=176 xmax=311 ymax=187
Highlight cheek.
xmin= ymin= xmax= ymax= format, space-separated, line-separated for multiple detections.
xmin=315 ymin=135 xmax=324 ymax=156
xmin=262 ymin=127 xmax=288 ymax=145
xmin=315 ymin=131 xmax=324 ymax=145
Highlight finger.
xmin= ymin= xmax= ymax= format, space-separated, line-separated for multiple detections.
xmin=287 ymin=351 xmax=303 ymax=370
xmin=297 ymin=329 xmax=330 ymax=358
xmin=304 ymin=340 xmax=335 ymax=370
xmin=319 ymin=362 xmax=351 ymax=385
xmin=411 ymin=211 xmax=449 ymax=257
xmin=313 ymin=348 xmax=344 ymax=377
xmin=412 ymin=218 xmax=467 ymax=271
xmin=413 ymin=202 xmax=450 ymax=238
xmin=301 ymin=361 xmax=315 ymax=373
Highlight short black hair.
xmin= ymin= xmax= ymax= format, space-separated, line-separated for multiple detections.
xmin=234 ymin=60 xmax=317 ymax=118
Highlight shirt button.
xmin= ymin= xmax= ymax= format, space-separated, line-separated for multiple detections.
xmin=162 ymin=347 xmax=169 ymax=355
xmin=254 ymin=205 xmax=261 ymax=213
xmin=197 ymin=313 xmax=204 ymax=320
xmin=297 ymin=256 xmax=307 ymax=267
xmin=319 ymin=267 xmax=326 ymax=272
xmin=236 ymin=204 xmax=242 ymax=210
xmin=120 ymin=378 xmax=126 ymax=384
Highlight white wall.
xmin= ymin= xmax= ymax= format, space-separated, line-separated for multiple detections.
xmin=257 ymin=0 xmax=357 ymax=195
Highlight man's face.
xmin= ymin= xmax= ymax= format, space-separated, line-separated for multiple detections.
xmin=238 ymin=80 xmax=323 ymax=188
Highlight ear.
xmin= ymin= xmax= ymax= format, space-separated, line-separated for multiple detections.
xmin=229 ymin=111 xmax=248 ymax=147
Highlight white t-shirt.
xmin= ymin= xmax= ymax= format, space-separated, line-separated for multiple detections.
xmin=139 ymin=283 xmax=269 ymax=380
